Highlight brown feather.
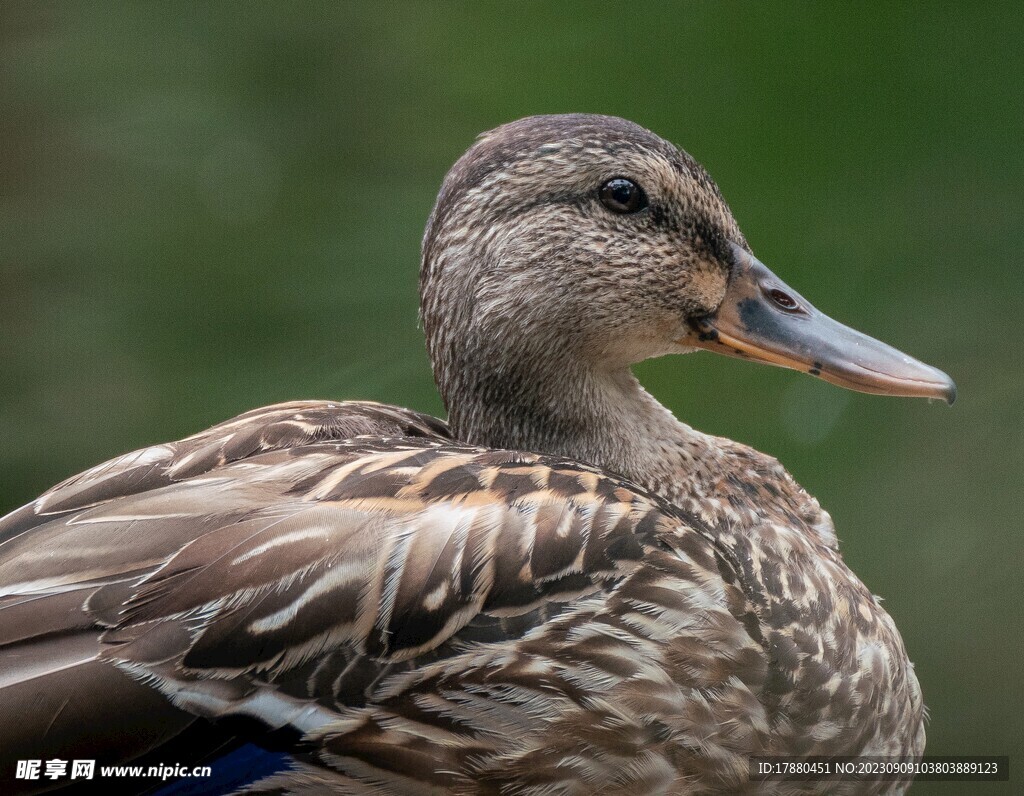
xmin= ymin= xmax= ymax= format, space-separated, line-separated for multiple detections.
xmin=0 ymin=116 xmax=929 ymax=795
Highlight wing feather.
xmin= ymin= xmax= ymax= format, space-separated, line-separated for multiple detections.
xmin=0 ymin=400 xmax=764 ymax=794
xmin=0 ymin=401 xmax=453 ymax=778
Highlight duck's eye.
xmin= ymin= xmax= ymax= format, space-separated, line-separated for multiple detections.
xmin=599 ymin=178 xmax=648 ymax=214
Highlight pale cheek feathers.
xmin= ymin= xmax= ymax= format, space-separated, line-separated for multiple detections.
xmin=686 ymin=257 xmax=729 ymax=313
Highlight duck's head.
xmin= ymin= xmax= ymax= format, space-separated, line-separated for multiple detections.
xmin=421 ymin=114 xmax=954 ymax=437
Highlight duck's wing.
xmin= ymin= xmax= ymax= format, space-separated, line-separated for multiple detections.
xmin=0 ymin=400 xmax=450 ymax=778
xmin=0 ymin=401 xmax=768 ymax=795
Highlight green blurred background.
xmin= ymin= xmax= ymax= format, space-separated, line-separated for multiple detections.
xmin=1 ymin=2 xmax=1020 ymax=791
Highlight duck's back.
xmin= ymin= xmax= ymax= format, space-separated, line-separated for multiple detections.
xmin=0 ymin=400 xmax=787 ymax=794
xmin=0 ymin=401 xmax=454 ymax=784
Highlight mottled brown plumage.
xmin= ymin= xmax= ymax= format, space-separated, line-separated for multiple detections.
xmin=0 ymin=115 xmax=953 ymax=794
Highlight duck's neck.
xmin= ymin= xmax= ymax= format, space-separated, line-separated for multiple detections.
xmin=444 ymin=352 xmax=697 ymax=501
xmin=441 ymin=354 xmax=837 ymax=549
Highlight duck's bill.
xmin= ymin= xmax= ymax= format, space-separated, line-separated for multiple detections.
xmin=685 ymin=244 xmax=956 ymax=404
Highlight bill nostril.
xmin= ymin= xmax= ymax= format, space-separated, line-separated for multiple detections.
xmin=765 ymin=286 xmax=801 ymax=312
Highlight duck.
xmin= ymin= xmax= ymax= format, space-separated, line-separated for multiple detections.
xmin=0 ymin=114 xmax=955 ymax=796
